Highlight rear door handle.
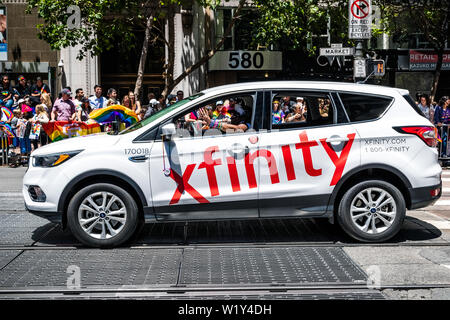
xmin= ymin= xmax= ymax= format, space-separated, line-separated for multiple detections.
xmin=129 ymin=155 xmax=149 ymax=162
xmin=326 ymin=136 xmax=349 ymax=145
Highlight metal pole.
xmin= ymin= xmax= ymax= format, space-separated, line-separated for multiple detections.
xmin=354 ymin=40 xmax=364 ymax=83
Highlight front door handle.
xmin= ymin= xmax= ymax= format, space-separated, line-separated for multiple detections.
xmin=129 ymin=155 xmax=149 ymax=162
xmin=228 ymin=143 xmax=250 ymax=160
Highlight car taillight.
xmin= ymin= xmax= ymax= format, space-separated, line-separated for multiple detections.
xmin=394 ymin=126 xmax=438 ymax=147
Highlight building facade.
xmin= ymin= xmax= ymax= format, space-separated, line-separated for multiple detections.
xmin=0 ymin=0 xmax=58 ymax=96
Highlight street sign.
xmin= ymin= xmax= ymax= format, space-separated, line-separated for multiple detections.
xmin=348 ymin=0 xmax=372 ymax=39
xmin=354 ymin=58 xmax=366 ymax=78
xmin=369 ymin=59 xmax=385 ymax=76
xmin=320 ymin=43 xmax=354 ymax=56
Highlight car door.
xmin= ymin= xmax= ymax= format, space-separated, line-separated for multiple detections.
xmin=149 ymin=91 xmax=263 ymax=221
xmin=258 ymin=90 xmax=361 ymax=217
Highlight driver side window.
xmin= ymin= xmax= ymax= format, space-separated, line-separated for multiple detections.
xmin=172 ymin=93 xmax=255 ymax=138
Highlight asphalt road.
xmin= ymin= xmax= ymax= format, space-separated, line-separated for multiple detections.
xmin=0 ymin=167 xmax=449 ymax=300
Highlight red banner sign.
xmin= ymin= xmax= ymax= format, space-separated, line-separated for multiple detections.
xmin=409 ymin=50 xmax=450 ymax=71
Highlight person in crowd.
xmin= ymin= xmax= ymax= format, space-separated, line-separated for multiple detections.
xmin=0 ymin=75 xmax=14 ymax=110
xmin=89 ymin=85 xmax=107 ymax=110
xmin=122 ymin=95 xmax=131 ymax=109
xmin=106 ymin=88 xmax=118 ymax=106
xmin=16 ymin=111 xmax=32 ymax=157
xmin=18 ymin=98 xmax=33 ymax=114
xmin=76 ymin=97 xmax=92 ymax=122
xmin=144 ymin=99 xmax=160 ymax=119
xmin=147 ymin=92 xmax=155 ymax=102
xmin=167 ymin=94 xmax=177 ymax=106
xmin=73 ymin=88 xmax=84 ymax=108
xmin=30 ymin=77 xmax=51 ymax=107
xmin=281 ymin=96 xmax=295 ymax=114
xmin=32 ymin=104 xmax=49 ymax=147
xmin=272 ymin=100 xmax=285 ymax=124
xmin=14 ymin=75 xmax=30 ymax=101
xmin=158 ymin=95 xmax=166 ymax=108
xmin=176 ymin=90 xmax=184 ymax=102
xmin=434 ymin=96 xmax=450 ymax=157
xmin=40 ymin=92 xmax=52 ymax=113
xmin=138 ymin=107 xmax=147 ymax=121
xmin=418 ymin=94 xmax=434 ymax=122
xmin=128 ymin=91 xmax=142 ymax=114
xmin=10 ymin=109 xmax=21 ymax=151
xmin=51 ymin=89 xmax=76 ymax=121
xmin=285 ymin=103 xmax=306 ymax=123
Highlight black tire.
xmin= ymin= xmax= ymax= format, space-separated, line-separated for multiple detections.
xmin=67 ymin=183 xmax=139 ymax=248
xmin=337 ymin=180 xmax=406 ymax=242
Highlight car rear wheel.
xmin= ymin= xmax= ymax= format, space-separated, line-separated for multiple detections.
xmin=67 ymin=183 xmax=139 ymax=248
xmin=337 ymin=180 xmax=406 ymax=242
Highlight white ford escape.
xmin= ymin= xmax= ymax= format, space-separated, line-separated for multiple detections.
xmin=23 ymin=81 xmax=442 ymax=247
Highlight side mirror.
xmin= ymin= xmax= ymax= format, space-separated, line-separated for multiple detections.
xmin=161 ymin=123 xmax=176 ymax=140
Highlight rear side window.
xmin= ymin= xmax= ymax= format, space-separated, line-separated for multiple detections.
xmin=339 ymin=93 xmax=393 ymax=122
xmin=403 ymin=94 xmax=426 ymax=118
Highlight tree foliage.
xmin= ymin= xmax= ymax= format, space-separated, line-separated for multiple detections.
xmin=250 ymin=0 xmax=350 ymax=54
xmin=375 ymin=0 xmax=450 ymax=99
xmin=26 ymin=0 xmax=223 ymax=59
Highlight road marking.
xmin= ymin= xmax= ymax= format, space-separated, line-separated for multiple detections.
xmin=442 ymin=178 xmax=450 ymax=182
xmin=0 ymin=192 xmax=22 ymax=197
xmin=434 ymin=200 xmax=450 ymax=206
xmin=442 ymin=171 xmax=450 ymax=176
xmin=443 ymin=187 xmax=450 ymax=193
xmin=441 ymin=264 xmax=450 ymax=271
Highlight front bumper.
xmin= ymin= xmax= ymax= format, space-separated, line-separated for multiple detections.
xmin=24 ymin=201 xmax=63 ymax=225
xmin=408 ymin=182 xmax=442 ymax=210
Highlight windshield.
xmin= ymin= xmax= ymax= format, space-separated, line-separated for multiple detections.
xmin=118 ymin=93 xmax=204 ymax=135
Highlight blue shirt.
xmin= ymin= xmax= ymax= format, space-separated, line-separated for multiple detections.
xmin=434 ymin=106 xmax=450 ymax=125
xmin=89 ymin=96 xmax=107 ymax=110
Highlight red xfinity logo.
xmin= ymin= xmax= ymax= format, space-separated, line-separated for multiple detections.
xmin=169 ymin=131 xmax=356 ymax=204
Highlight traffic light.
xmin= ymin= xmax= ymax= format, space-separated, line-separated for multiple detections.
xmin=371 ymin=59 xmax=385 ymax=76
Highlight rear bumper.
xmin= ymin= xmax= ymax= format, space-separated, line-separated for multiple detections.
xmin=408 ymin=182 xmax=442 ymax=210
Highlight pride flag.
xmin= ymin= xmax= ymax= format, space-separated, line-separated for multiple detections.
xmin=1 ymin=107 xmax=13 ymax=121
xmin=89 ymin=105 xmax=138 ymax=127
xmin=0 ymin=122 xmax=15 ymax=138
xmin=42 ymin=121 xmax=101 ymax=142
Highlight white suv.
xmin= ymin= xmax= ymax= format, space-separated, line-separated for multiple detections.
xmin=23 ymin=81 xmax=442 ymax=247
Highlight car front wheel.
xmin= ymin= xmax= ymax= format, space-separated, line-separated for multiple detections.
xmin=67 ymin=183 xmax=139 ymax=248
xmin=337 ymin=180 xmax=406 ymax=242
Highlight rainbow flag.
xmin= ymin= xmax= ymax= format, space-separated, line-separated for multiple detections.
xmin=1 ymin=107 xmax=13 ymax=121
xmin=89 ymin=105 xmax=138 ymax=127
xmin=42 ymin=121 xmax=101 ymax=142
xmin=0 ymin=122 xmax=15 ymax=138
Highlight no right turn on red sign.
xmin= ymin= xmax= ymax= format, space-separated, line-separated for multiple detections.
xmin=348 ymin=0 xmax=372 ymax=39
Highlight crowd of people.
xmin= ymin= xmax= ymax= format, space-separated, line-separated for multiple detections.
xmin=0 ymin=74 xmax=184 ymax=158
xmin=415 ymin=94 xmax=450 ymax=158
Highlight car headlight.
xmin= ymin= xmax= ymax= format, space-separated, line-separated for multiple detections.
xmin=32 ymin=150 xmax=83 ymax=167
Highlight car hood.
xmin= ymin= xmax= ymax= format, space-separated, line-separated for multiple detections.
xmin=31 ymin=133 xmax=121 ymax=156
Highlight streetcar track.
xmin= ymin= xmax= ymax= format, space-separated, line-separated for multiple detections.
xmin=0 ymin=240 xmax=449 ymax=251
xmin=0 ymin=283 xmax=449 ymax=297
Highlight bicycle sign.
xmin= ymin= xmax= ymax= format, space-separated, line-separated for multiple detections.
xmin=348 ymin=0 xmax=372 ymax=39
